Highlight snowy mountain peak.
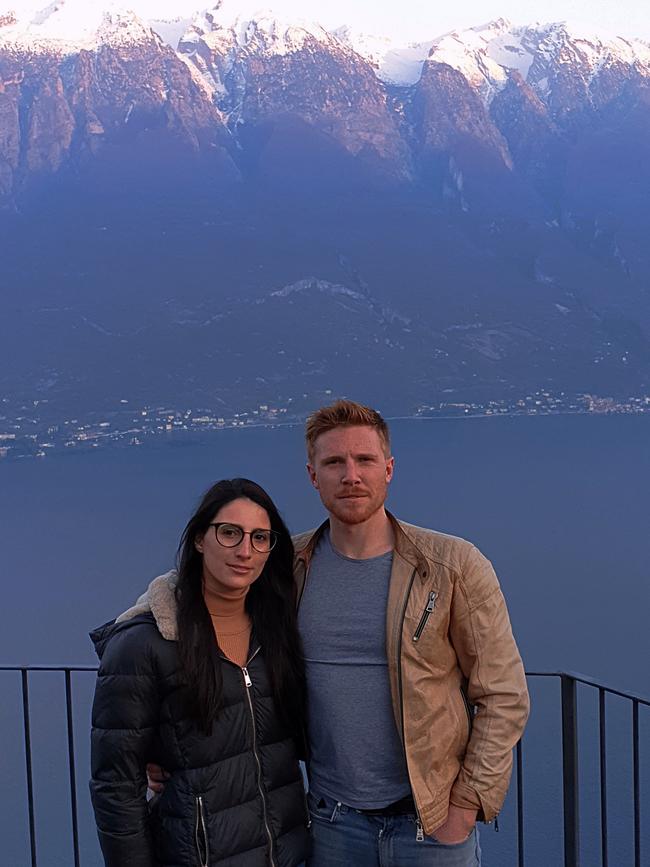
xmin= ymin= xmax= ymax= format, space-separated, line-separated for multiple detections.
xmin=96 ymin=10 xmax=161 ymax=48
xmin=473 ymin=17 xmax=514 ymax=37
xmin=426 ymin=18 xmax=650 ymax=105
xmin=0 ymin=0 xmax=160 ymax=53
xmin=183 ymin=2 xmax=334 ymax=56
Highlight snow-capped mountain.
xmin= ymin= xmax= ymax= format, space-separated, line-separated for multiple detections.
xmin=0 ymin=0 xmax=161 ymax=52
xmin=172 ymin=4 xmax=411 ymax=172
xmin=0 ymin=2 xmax=239 ymax=200
xmin=425 ymin=18 xmax=650 ymax=112
xmin=0 ymin=5 xmax=649 ymax=202
xmin=176 ymin=5 xmax=348 ymax=102
xmin=2 ymin=5 xmax=650 ymax=210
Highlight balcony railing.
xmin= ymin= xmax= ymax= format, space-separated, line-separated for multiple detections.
xmin=1 ymin=666 xmax=647 ymax=867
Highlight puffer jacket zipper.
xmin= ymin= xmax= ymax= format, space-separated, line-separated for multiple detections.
xmin=413 ymin=592 xmax=437 ymax=642
xmin=242 ymin=648 xmax=277 ymax=867
xmin=194 ymin=795 xmax=209 ymax=867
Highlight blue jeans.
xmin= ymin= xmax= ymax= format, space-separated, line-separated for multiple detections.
xmin=306 ymin=791 xmax=481 ymax=867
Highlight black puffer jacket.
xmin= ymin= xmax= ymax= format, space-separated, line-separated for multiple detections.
xmin=90 ymin=579 xmax=310 ymax=867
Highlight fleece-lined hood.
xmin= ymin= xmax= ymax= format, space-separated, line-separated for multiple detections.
xmin=89 ymin=570 xmax=179 ymax=659
xmin=115 ymin=569 xmax=179 ymax=639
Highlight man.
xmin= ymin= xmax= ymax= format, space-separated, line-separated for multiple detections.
xmin=293 ymin=399 xmax=529 ymax=866
xmin=148 ymin=398 xmax=529 ymax=866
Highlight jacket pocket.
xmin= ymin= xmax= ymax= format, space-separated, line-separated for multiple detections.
xmin=194 ymin=795 xmax=210 ymax=867
xmin=459 ymin=687 xmax=473 ymax=737
xmin=413 ymin=592 xmax=437 ymax=642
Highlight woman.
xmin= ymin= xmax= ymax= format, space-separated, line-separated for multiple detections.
xmin=90 ymin=478 xmax=310 ymax=867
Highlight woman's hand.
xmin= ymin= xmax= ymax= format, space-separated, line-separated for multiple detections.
xmin=146 ymin=763 xmax=170 ymax=795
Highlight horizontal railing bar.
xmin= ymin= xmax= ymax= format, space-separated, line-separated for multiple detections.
xmin=3 ymin=665 xmax=649 ymax=704
xmin=525 ymin=671 xmax=650 ymax=706
xmin=0 ymin=665 xmax=98 ymax=672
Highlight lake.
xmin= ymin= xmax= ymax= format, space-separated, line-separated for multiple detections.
xmin=1 ymin=414 xmax=649 ymax=865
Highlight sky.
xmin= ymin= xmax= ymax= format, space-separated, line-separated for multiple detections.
xmin=3 ymin=0 xmax=650 ymax=44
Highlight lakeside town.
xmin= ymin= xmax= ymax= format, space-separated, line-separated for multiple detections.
xmin=1 ymin=390 xmax=649 ymax=461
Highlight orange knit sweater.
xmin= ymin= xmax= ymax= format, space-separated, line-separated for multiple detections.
xmin=204 ymin=586 xmax=252 ymax=667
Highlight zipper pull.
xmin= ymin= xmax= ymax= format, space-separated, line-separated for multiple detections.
xmin=415 ymin=818 xmax=424 ymax=842
xmin=242 ymin=667 xmax=252 ymax=687
xmin=413 ymin=592 xmax=437 ymax=642
xmin=494 ymin=816 xmax=499 ymax=832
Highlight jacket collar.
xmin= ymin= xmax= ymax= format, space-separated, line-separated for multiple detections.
xmin=294 ymin=511 xmax=430 ymax=583
xmin=102 ymin=571 xmax=263 ymax=659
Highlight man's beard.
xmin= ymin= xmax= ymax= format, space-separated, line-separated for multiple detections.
xmin=325 ymin=489 xmax=387 ymax=525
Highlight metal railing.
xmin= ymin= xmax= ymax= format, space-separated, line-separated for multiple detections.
xmin=1 ymin=666 xmax=648 ymax=867
xmin=519 ymin=672 xmax=649 ymax=867
xmin=0 ymin=664 xmax=97 ymax=867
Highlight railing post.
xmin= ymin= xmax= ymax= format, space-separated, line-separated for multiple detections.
xmin=21 ymin=669 xmax=38 ymax=867
xmin=632 ymin=701 xmax=640 ymax=867
xmin=516 ymin=739 xmax=525 ymax=867
xmin=598 ymin=688 xmax=608 ymax=867
xmin=64 ymin=670 xmax=81 ymax=867
xmin=561 ymin=675 xmax=580 ymax=867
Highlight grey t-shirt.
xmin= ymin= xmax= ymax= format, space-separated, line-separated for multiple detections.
xmin=297 ymin=529 xmax=411 ymax=808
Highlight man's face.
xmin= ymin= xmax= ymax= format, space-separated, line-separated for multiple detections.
xmin=307 ymin=425 xmax=394 ymax=525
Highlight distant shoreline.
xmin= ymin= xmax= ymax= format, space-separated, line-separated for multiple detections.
xmin=2 ymin=405 xmax=649 ymax=465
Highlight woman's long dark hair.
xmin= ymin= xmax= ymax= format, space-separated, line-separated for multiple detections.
xmin=175 ymin=478 xmax=306 ymax=740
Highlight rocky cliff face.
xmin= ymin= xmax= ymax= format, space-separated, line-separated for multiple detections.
xmin=412 ymin=61 xmax=512 ymax=168
xmin=0 ymin=51 xmax=76 ymax=195
xmin=178 ymin=9 xmax=411 ymax=180
xmin=2 ymin=10 xmax=650 ymax=201
xmin=0 ymin=10 xmax=238 ymax=199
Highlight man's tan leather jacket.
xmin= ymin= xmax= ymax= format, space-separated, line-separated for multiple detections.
xmin=293 ymin=513 xmax=530 ymax=835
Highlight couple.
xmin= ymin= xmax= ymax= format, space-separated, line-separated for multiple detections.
xmin=90 ymin=400 xmax=529 ymax=867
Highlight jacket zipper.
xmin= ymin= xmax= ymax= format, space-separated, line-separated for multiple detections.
xmin=242 ymin=649 xmax=277 ymax=867
xmin=302 ymin=787 xmax=312 ymax=829
xmin=396 ymin=567 xmax=427 ymax=841
xmin=194 ymin=795 xmax=209 ymax=867
xmin=413 ymin=591 xmax=437 ymax=642
xmin=296 ymin=556 xmax=309 ymax=608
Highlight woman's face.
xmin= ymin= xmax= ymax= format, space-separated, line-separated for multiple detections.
xmin=196 ymin=497 xmax=272 ymax=595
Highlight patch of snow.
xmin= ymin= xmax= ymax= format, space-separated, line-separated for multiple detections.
xmin=334 ymin=26 xmax=431 ymax=85
xmin=486 ymin=34 xmax=533 ymax=78
xmin=149 ymin=15 xmax=193 ymax=50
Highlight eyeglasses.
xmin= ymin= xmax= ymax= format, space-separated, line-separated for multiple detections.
xmin=209 ymin=522 xmax=278 ymax=553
